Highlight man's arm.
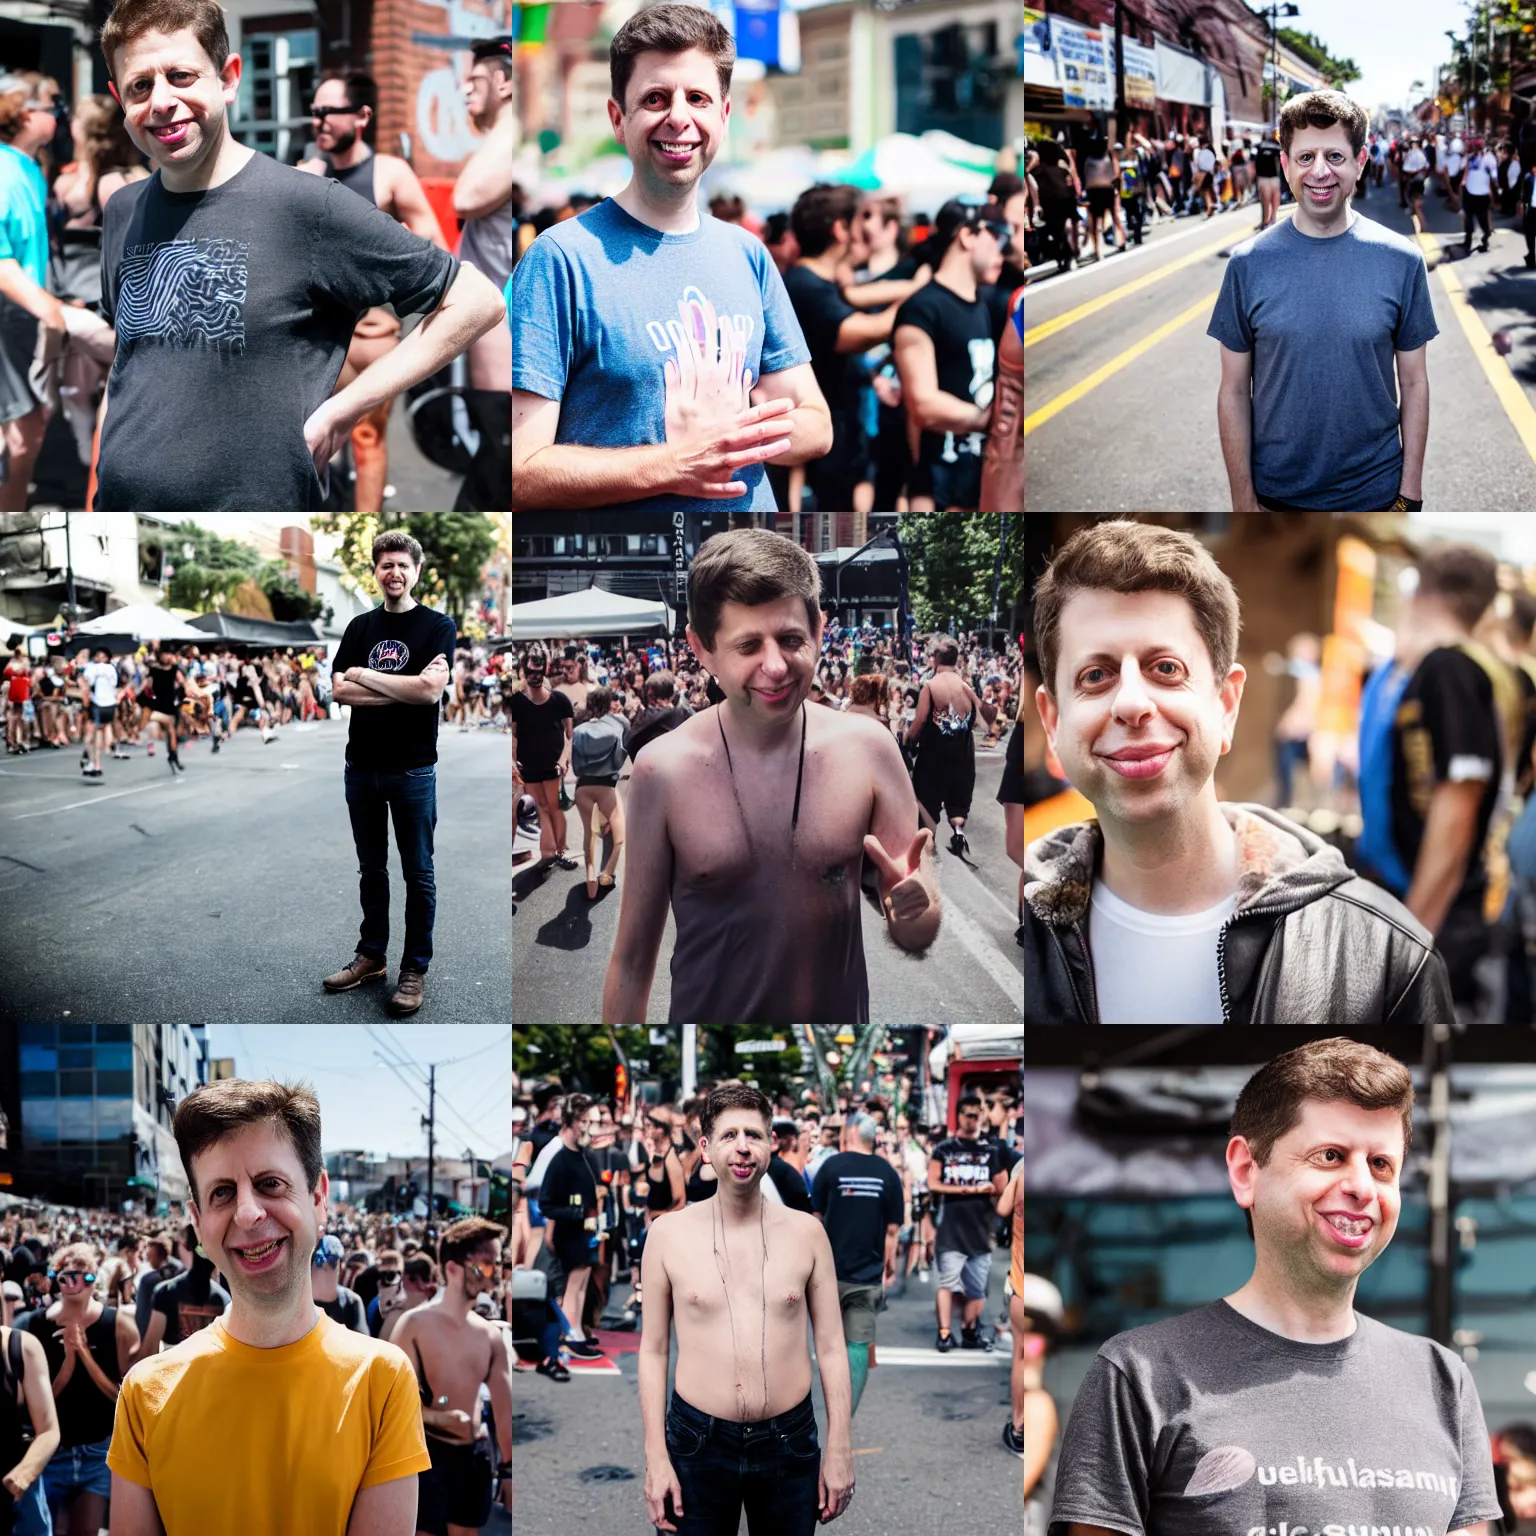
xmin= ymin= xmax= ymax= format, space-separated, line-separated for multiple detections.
xmin=893 ymin=325 xmax=988 ymax=437
xmin=1395 ymin=344 xmax=1429 ymax=502
xmin=833 ymin=302 xmax=903 ymax=354
xmin=6 ymin=1332 xmax=60 ymax=1501
xmin=109 ymin=1473 xmax=167 ymax=1536
xmin=804 ymin=1218 xmax=854 ymax=1522
xmin=331 ymin=678 xmax=391 ymax=708
xmin=980 ymin=306 xmax=1022 ymax=513
xmin=748 ymin=362 xmax=833 ymax=467
xmin=453 ymin=124 xmax=516 ymax=221
xmin=838 ymin=267 xmax=931 ymax=311
xmin=639 ymin=1220 xmax=684 ymax=1532
xmin=602 ymin=748 xmax=675 ymax=1022
xmin=349 ymin=655 xmax=451 ymax=705
xmin=1403 ymin=779 xmax=1485 ymax=937
xmin=381 ymin=157 xmax=450 ymax=249
xmin=1216 ymin=343 xmax=1258 ymax=513
xmin=344 ymin=1474 xmax=418 ymax=1536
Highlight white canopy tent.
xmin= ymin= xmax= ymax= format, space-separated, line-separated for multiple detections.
xmin=75 ymin=605 xmax=207 ymax=641
xmin=510 ymin=588 xmax=671 ymax=641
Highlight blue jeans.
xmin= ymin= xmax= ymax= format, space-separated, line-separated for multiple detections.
xmin=344 ymin=763 xmax=437 ymax=972
xmin=11 ymin=1472 xmax=53 ymax=1536
xmin=41 ymin=1437 xmax=111 ymax=1512
xmin=660 ymin=1391 xmax=821 ymax=1536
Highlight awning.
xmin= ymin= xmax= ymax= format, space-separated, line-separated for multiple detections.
xmin=510 ymin=587 xmax=671 ymax=640
xmin=76 ymin=604 xmax=207 ymax=641
xmin=188 ymin=614 xmax=325 ymax=646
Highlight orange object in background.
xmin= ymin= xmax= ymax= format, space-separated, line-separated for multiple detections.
xmin=420 ymin=178 xmax=462 ymax=253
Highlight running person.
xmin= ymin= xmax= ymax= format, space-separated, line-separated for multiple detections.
xmin=389 ymin=1218 xmax=514 ymax=1536
xmin=106 ymin=1077 xmax=433 ymax=1534
xmin=145 ymin=642 xmax=187 ymax=775
xmin=298 ymin=71 xmax=449 ymax=514
xmin=892 ymin=199 xmax=1009 ymax=513
xmin=509 ymin=651 xmax=576 ymax=869
xmin=906 ymin=637 xmax=996 ymax=858
xmin=1403 ymin=136 xmax=1429 ymax=225
xmin=641 ymin=1084 xmax=854 ymax=1535
xmin=511 ymin=3 xmax=833 ymax=511
xmin=603 ymin=529 xmax=940 ymax=1025
xmin=324 ymin=530 xmax=455 ymax=1016
xmin=91 ymin=0 xmax=508 ymax=511
xmin=79 ymin=646 xmax=121 ymax=778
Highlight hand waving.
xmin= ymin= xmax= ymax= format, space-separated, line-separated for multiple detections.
xmin=862 ymin=829 xmax=936 ymax=924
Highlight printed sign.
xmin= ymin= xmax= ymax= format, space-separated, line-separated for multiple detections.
xmin=1049 ymin=16 xmax=1113 ymax=111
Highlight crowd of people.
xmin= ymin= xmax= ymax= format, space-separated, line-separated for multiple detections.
xmin=1 ymin=637 xmax=512 ymax=778
xmin=0 ymin=14 xmax=513 ymax=513
xmin=508 ymin=1073 xmax=1024 ymax=1461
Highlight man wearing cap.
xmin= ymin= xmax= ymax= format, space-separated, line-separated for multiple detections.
xmin=312 ymin=1235 xmax=368 ymax=1333
xmin=893 ymin=197 xmax=1009 ymax=513
xmin=1457 ymin=137 xmax=1499 ymax=255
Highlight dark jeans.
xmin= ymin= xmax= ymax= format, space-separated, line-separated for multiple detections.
xmin=344 ymin=762 xmax=437 ymax=972
xmin=661 ymin=1390 xmax=821 ymax=1536
xmin=1462 ymin=191 xmax=1492 ymax=246
xmin=1274 ymin=737 xmax=1309 ymax=805
xmin=1121 ymin=193 xmax=1145 ymax=244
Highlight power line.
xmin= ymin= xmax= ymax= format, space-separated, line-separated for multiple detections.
xmin=366 ymin=1028 xmax=504 ymax=1152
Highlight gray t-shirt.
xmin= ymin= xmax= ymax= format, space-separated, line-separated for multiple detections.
xmin=1207 ymin=212 xmax=1438 ymax=510
xmin=1049 ymin=1300 xmax=1500 ymax=1536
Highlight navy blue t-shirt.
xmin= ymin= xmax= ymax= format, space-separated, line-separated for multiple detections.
xmin=811 ymin=1150 xmax=904 ymax=1285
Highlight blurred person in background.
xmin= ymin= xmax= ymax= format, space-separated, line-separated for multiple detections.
xmin=1271 ymin=631 xmax=1322 ymax=807
xmin=762 ymin=210 xmax=799 ymax=276
xmin=1487 ymin=590 xmax=1536 ymax=1022
xmin=709 ymin=190 xmax=745 ymax=225
xmin=377 ymin=1254 xmax=437 ymax=1344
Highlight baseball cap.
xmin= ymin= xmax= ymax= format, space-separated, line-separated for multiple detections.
xmin=313 ymin=1234 xmax=345 ymax=1268
xmin=1021 ymin=1273 xmax=1065 ymax=1337
xmin=932 ymin=196 xmax=1011 ymax=255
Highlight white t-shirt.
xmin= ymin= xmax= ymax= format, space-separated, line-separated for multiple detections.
xmin=83 ymin=660 xmax=119 ymax=707
xmin=1403 ymin=148 xmax=1428 ymax=177
xmin=1195 ymin=146 xmax=1216 ymax=174
xmin=1463 ymin=151 xmax=1498 ymax=197
xmin=1088 ymin=881 xmax=1236 ymax=1024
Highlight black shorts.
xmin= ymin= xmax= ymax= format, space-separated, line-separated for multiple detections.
xmin=912 ymin=451 xmax=983 ymax=511
xmin=416 ymin=1435 xmax=494 ymax=1536
xmin=575 ymin=774 xmax=619 ymax=789
xmin=551 ymin=1222 xmax=595 ymax=1276
xmin=997 ymin=720 xmax=1024 ymax=807
xmin=89 ymin=704 xmax=116 ymax=727
xmin=1409 ymin=178 xmax=1426 ymax=199
xmin=1086 ymin=186 xmax=1116 ymax=217
xmin=519 ymin=766 xmax=562 ymax=783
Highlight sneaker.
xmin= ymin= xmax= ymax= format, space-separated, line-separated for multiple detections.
xmin=960 ymin=1324 xmax=983 ymax=1349
xmin=211 ymin=738 xmax=220 ymax=754
xmin=321 ymin=952 xmax=387 ymax=992
xmin=388 ymin=968 xmax=426 ymax=1016
xmin=535 ymin=1358 xmax=571 ymax=1382
xmin=1003 ymin=1419 xmax=1025 ymax=1458
xmin=553 ymin=853 xmax=579 ymax=870
xmin=918 ymin=1268 xmax=930 ymax=1283
xmin=935 ymin=1329 xmax=958 ymax=1352
xmin=565 ymin=1338 xmax=604 ymax=1359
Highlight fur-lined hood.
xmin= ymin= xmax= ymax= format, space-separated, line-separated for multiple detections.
xmin=1025 ymin=803 xmax=1356 ymax=929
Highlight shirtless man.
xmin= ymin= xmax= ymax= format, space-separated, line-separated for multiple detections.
xmin=553 ymin=650 xmax=593 ymax=719
xmin=604 ymin=528 xmax=941 ymax=1024
xmin=390 ymin=1218 xmax=514 ymax=1536
xmin=641 ymin=1082 xmax=854 ymax=1535
xmin=99 ymin=1233 xmax=144 ymax=1310
xmin=299 ymin=71 xmax=449 ymax=513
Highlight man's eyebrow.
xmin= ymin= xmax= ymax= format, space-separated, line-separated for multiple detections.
xmin=1072 ymin=647 xmax=1187 ymax=667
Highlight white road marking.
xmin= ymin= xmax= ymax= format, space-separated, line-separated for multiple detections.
xmin=857 ymin=1347 xmax=1010 ymax=1366
xmin=936 ymin=897 xmax=1023 ymax=1010
xmin=12 ymin=782 xmax=171 ymax=818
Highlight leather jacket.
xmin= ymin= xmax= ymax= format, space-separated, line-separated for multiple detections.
xmin=1025 ymin=802 xmax=1453 ymax=1025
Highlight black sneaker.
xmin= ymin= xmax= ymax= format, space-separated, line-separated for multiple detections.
xmin=565 ymin=1338 xmax=604 ymax=1359
xmin=961 ymin=1324 xmax=983 ymax=1349
xmin=1002 ymin=1419 xmax=1025 ymax=1458
xmin=935 ymin=1329 xmax=958 ymax=1352
xmin=536 ymin=1358 xmax=571 ymax=1382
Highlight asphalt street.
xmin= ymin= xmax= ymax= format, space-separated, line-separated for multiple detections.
xmin=1024 ymin=176 xmax=1536 ymax=511
xmin=512 ymin=1244 xmax=1021 ymax=1535
xmin=511 ymin=741 xmax=1024 ymax=1026
xmin=0 ymin=715 xmax=510 ymax=1023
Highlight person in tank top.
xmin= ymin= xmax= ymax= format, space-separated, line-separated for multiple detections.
xmin=298 ymin=71 xmax=449 ymax=514
xmin=0 ymin=1317 xmax=60 ymax=1530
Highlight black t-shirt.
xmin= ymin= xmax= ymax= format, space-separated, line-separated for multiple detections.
xmin=529 ymin=1120 xmax=561 ymax=1159
xmin=851 ymin=252 xmax=921 ymax=285
xmin=148 ymin=660 xmax=183 ymax=714
xmin=540 ymin=1145 xmax=598 ymax=1229
xmin=782 ymin=263 xmax=864 ymax=416
xmin=810 ymin=1150 xmax=904 ymax=1284
xmin=332 ymin=603 xmax=457 ymax=771
xmin=1255 ymin=138 xmax=1282 ymax=178
xmin=96 ymin=149 xmax=459 ymax=511
xmin=767 ymin=1153 xmax=814 ymax=1214
xmin=151 ymin=1269 xmax=230 ymax=1347
xmin=319 ymin=1284 xmax=368 ymax=1332
xmin=1514 ymin=660 xmax=1536 ymax=799
xmin=629 ymin=703 xmax=692 ymax=759
xmin=894 ymin=279 xmax=996 ymax=474
xmin=927 ymin=1134 xmax=1006 ymax=1259
xmin=1389 ymin=646 xmax=1502 ymax=920
xmin=510 ymin=689 xmax=574 ymax=772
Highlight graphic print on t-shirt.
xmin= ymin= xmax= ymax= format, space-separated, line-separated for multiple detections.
xmin=115 ymin=238 xmax=249 ymax=354
xmin=1182 ymin=1442 xmax=1460 ymax=1497
xmin=647 ymin=284 xmax=756 ymax=386
xmin=368 ymin=638 xmax=410 ymax=672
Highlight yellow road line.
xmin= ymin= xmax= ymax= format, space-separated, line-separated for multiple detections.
xmin=1429 ymin=246 xmax=1536 ymax=466
xmin=1024 ymin=212 xmax=1289 ymax=349
xmin=1023 ymin=289 xmax=1222 ymax=436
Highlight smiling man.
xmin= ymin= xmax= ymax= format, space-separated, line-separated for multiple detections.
xmin=91 ymin=0 xmax=508 ymax=511
xmin=1025 ymin=519 xmax=1452 ymax=1024
xmin=510 ymin=3 xmax=833 ymax=510
xmin=106 ymin=1078 xmax=432 ymax=1536
xmin=1049 ymin=1038 xmax=1501 ymax=1536
xmin=1209 ymin=90 xmax=1439 ymax=513
xmin=603 ymin=528 xmax=940 ymax=1024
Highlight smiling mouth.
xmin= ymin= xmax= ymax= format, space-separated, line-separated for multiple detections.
xmin=151 ymin=122 xmax=191 ymax=142
xmin=1319 ymin=1212 xmax=1373 ymax=1247
xmin=232 ymin=1235 xmax=286 ymax=1263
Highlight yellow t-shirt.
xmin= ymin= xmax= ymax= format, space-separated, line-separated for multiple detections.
xmin=108 ymin=1311 xmax=431 ymax=1536
xmin=1009 ymin=1163 xmax=1025 ymax=1295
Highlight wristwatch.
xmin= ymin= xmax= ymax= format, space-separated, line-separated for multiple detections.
xmin=1388 ymin=494 xmax=1423 ymax=512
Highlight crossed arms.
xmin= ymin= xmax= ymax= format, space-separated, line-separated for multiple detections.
xmin=332 ymin=653 xmax=451 ymax=709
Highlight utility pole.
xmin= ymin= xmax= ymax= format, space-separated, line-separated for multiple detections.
xmin=1113 ymin=0 xmax=1126 ymax=150
xmin=63 ymin=511 xmax=77 ymax=628
xmin=421 ymin=1065 xmax=436 ymax=1231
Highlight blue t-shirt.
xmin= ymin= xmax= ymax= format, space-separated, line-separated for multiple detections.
xmin=1207 ymin=211 xmax=1439 ymax=510
xmin=0 ymin=142 xmax=49 ymax=289
xmin=510 ymin=196 xmax=811 ymax=512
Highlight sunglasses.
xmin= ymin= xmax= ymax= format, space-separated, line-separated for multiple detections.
xmin=462 ymin=1260 xmax=497 ymax=1280
xmin=310 ymin=104 xmax=363 ymax=121
xmin=378 ymin=1273 xmax=402 ymax=1287
xmin=53 ymin=1270 xmax=94 ymax=1285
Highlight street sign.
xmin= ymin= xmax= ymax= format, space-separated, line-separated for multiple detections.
xmin=649 ymin=1028 xmax=669 ymax=1047
xmin=735 ymin=1039 xmax=788 ymax=1054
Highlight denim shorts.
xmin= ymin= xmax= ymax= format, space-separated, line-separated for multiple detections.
xmin=43 ymin=1436 xmax=112 ymax=1505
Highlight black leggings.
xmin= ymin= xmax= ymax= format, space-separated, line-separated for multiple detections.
xmin=1039 ymin=198 xmax=1077 ymax=265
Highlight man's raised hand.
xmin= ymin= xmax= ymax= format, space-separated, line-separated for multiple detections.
xmin=862 ymin=829 xmax=936 ymax=924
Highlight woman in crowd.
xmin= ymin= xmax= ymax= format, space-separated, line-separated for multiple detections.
xmin=569 ymin=685 xmax=629 ymax=901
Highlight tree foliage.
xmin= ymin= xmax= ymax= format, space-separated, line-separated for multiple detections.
xmin=897 ymin=514 xmax=1025 ymax=637
xmin=313 ymin=512 xmax=497 ymax=630
xmin=1275 ymin=29 xmax=1360 ymax=89
xmin=163 ymin=521 xmax=263 ymax=613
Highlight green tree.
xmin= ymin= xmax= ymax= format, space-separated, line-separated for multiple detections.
xmin=313 ymin=512 xmax=497 ymax=629
xmin=897 ymin=513 xmax=1025 ymax=638
xmin=1275 ymin=29 xmax=1360 ymax=90
xmin=164 ymin=520 xmax=263 ymax=613
xmin=257 ymin=561 xmax=330 ymax=624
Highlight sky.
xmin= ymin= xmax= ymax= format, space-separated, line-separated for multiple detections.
xmin=201 ymin=1026 xmax=511 ymax=1161
xmin=1292 ymin=0 xmax=1469 ymax=114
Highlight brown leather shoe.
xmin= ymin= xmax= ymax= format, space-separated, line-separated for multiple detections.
xmin=388 ymin=968 xmax=426 ymax=1016
xmin=322 ymin=952 xmax=387 ymax=992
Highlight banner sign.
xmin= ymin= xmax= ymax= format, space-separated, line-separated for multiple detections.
xmin=1049 ymin=16 xmax=1113 ymax=111
xmin=1121 ymin=38 xmax=1158 ymax=110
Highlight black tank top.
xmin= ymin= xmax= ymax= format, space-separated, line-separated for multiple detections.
xmin=685 ymin=1161 xmax=717 ymax=1204
xmin=0 ymin=1327 xmax=29 ymax=1483
xmin=24 ymin=1304 xmax=120 ymax=1448
xmin=322 ymin=151 xmax=378 ymax=208
xmin=646 ymin=1152 xmax=677 ymax=1213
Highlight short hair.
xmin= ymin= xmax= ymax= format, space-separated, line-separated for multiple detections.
xmin=470 ymin=35 xmax=513 ymax=81
xmin=643 ymin=669 xmax=677 ymax=702
xmin=0 ymin=73 xmax=54 ymax=144
xmin=173 ymin=1078 xmax=323 ymax=1209
xmin=116 ymin=1232 xmax=141 ymax=1251
xmin=1031 ymin=519 xmax=1242 ymax=699
xmin=560 ymin=1093 xmax=593 ymax=1129
xmin=582 ymin=685 xmax=613 ymax=721
xmin=988 ymin=171 xmax=1025 ymax=201
xmin=700 ymin=1082 xmax=772 ymax=1141
xmin=849 ymin=1115 xmax=878 ymax=1150
xmin=609 ymin=2 xmax=734 ymax=114
xmin=957 ymin=1093 xmax=984 ymax=1115
xmin=402 ymin=1255 xmax=437 ymax=1286
xmin=100 ymin=0 xmax=231 ymax=86
xmin=934 ymin=638 xmax=959 ymax=666
xmin=849 ymin=673 xmax=880 ymax=706
xmin=372 ymin=530 xmax=423 ymax=568
xmin=51 ymin=1242 xmax=100 ymax=1283
xmin=861 ymin=194 xmax=902 ymax=228
xmin=438 ymin=1216 xmax=505 ymax=1270
xmin=790 ymin=182 xmax=861 ymax=258
xmin=1415 ymin=542 xmax=1499 ymax=630
xmin=1230 ymin=1038 xmax=1414 ymax=1239
xmin=1279 ymin=89 xmax=1369 ymax=158
xmin=709 ymin=192 xmax=745 ymax=223
xmin=688 ymin=528 xmax=821 ymax=651
xmin=1510 ymin=589 xmax=1536 ymax=645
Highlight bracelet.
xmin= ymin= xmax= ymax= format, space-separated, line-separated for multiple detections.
xmin=1389 ymin=494 xmax=1423 ymax=512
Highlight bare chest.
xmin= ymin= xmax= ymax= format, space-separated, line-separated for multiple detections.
xmin=407 ymin=1316 xmax=493 ymax=1412
xmin=667 ymin=1216 xmax=814 ymax=1326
